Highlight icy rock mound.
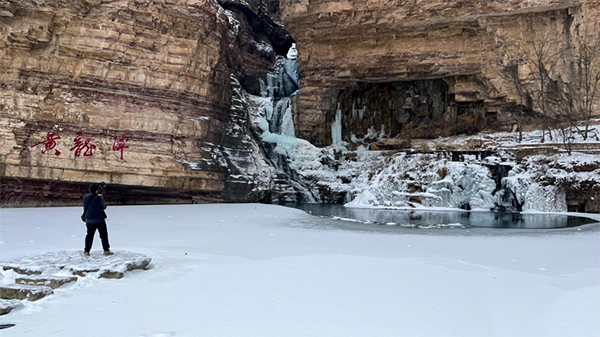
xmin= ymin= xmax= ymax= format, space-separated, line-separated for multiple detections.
xmin=346 ymin=153 xmax=496 ymax=210
xmin=0 ymin=251 xmax=151 ymax=315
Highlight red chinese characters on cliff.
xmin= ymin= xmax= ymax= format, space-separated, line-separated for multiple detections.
xmin=31 ymin=132 xmax=61 ymax=156
xmin=70 ymin=132 xmax=96 ymax=157
xmin=31 ymin=131 xmax=130 ymax=159
xmin=112 ymin=134 xmax=129 ymax=160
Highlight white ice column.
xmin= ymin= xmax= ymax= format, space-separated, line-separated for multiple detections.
xmin=281 ymin=101 xmax=295 ymax=137
xmin=331 ymin=105 xmax=342 ymax=145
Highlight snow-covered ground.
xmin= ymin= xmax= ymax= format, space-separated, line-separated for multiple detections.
xmin=423 ymin=119 xmax=600 ymax=150
xmin=0 ymin=204 xmax=598 ymax=337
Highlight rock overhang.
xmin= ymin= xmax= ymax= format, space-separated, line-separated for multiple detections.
xmin=280 ymin=0 xmax=600 ymax=145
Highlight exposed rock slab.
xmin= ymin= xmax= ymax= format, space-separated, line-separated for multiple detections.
xmin=2 ymin=266 xmax=41 ymax=275
xmin=0 ymin=284 xmax=53 ymax=301
xmin=15 ymin=275 xmax=78 ymax=289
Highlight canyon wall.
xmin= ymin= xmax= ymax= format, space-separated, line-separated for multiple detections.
xmin=281 ymin=0 xmax=600 ymax=146
xmin=2 ymin=0 xmax=599 ymax=208
xmin=0 ymin=0 xmax=290 ymax=206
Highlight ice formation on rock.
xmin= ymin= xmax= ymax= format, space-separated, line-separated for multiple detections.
xmin=280 ymin=99 xmax=296 ymax=137
xmin=249 ymin=40 xmax=598 ymax=213
xmin=344 ymin=153 xmax=496 ymax=210
xmin=243 ymin=43 xmax=331 ymax=202
xmin=282 ymin=44 xmax=300 ymax=97
xmin=340 ymin=149 xmax=600 ymax=213
xmin=331 ymin=106 xmax=343 ymax=146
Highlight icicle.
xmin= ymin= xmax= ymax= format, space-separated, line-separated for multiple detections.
xmin=281 ymin=103 xmax=295 ymax=137
xmin=271 ymin=98 xmax=289 ymax=133
xmin=259 ymin=78 xmax=268 ymax=97
xmin=267 ymin=73 xmax=277 ymax=98
xmin=379 ymin=124 xmax=386 ymax=140
xmin=265 ymin=99 xmax=274 ymax=121
xmin=331 ymin=104 xmax=342 ymax=145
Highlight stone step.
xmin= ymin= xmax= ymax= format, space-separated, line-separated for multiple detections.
xmin=0 ymin=299 xmax=23 ymax=315
xmin=0 ymin=284 xmax=53 ymax=301
xmin=2 ymin=266 xmax=41 ymax=275
xmin=15 ymin=275 xmax=78 ymax=289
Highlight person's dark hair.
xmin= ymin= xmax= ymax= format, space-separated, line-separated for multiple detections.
xmin=89 ymin=183 xmax=100 ymax=194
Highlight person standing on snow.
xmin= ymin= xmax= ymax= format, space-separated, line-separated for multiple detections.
xmin=81 ymin=183 xmax=113 ymax=256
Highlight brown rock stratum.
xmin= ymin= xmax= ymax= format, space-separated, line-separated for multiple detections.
xmin=0 ymin=0 xmax=288 ymax=205
xmin=281 ymin=0 xmax=600 ymax=146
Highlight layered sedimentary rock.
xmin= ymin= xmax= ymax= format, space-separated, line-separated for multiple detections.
xmin=0 ymin=0 xmax=290 ymax=206
xmin=281 ymin=0 xmax=600 ymax=146
xmin=218 ymin=0 xmax=293 ymax=94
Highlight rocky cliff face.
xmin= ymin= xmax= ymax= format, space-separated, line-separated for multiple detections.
xmin=2 ymin=0 xmax=598 ymax=209
xmin=0 ymin=0 xmax=291 ymax=206
xmin=280 ymin=0 xmax=600 ymax=146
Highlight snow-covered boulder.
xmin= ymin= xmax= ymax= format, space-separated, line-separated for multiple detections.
xmin=1 ymin=251 xmax=151 ymax=279
xmin=0 ymin=299 xmax=22 ymax=315
xmin=0 ymin=251 xmax=152 ymax=314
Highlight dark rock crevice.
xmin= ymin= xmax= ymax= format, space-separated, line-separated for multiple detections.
xmin=323 ymin=79 xmax=493 ymax=145
xmin=219 ymin=0 xmax=295 ymax=95
xmin=218 ymin=0 xmax=294 ymax=56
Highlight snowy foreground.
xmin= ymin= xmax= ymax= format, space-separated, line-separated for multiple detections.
xmin=0 ymin=204 xmax=599 ymax=337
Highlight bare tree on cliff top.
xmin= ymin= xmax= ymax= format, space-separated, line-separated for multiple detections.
xmin=519 ymin=25 xmax=571 ymax=144
xmin=496 ymin=37 xmax=530 ymax=143
xmin=499 ymin=18 xmax=600 ymax=154
xmin=499 ymin=60 xmax=530 ymax=143
xmin=498 ymin=32 xmax=565 ymax=144
xmin=558 ymin=36 xmax=600 ymax=141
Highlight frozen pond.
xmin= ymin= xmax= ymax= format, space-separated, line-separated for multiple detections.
xmin=0 ymin=204 xmax=599 ymax=337
xmin=286 ymin=203 xmax=597 ymax=229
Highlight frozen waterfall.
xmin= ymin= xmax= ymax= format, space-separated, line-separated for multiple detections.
xmin=270 ymin=97 xmax=295 ymax=137
xmin=258 ymin=43 xmax=299 ymax=137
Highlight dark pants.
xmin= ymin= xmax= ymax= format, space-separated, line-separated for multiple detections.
xmin=85 ymin=221 xmax=110 ymax=252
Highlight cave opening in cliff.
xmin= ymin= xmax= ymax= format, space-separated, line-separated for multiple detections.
xmin=324 ymin=79 xmax=490 ymax=144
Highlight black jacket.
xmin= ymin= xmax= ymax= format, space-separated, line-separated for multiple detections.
xmin=82 ymin=193 xmax=107 ymax=224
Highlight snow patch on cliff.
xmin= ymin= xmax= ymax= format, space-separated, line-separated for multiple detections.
xmin=255 ymin=40 xmax=274 ymax=54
